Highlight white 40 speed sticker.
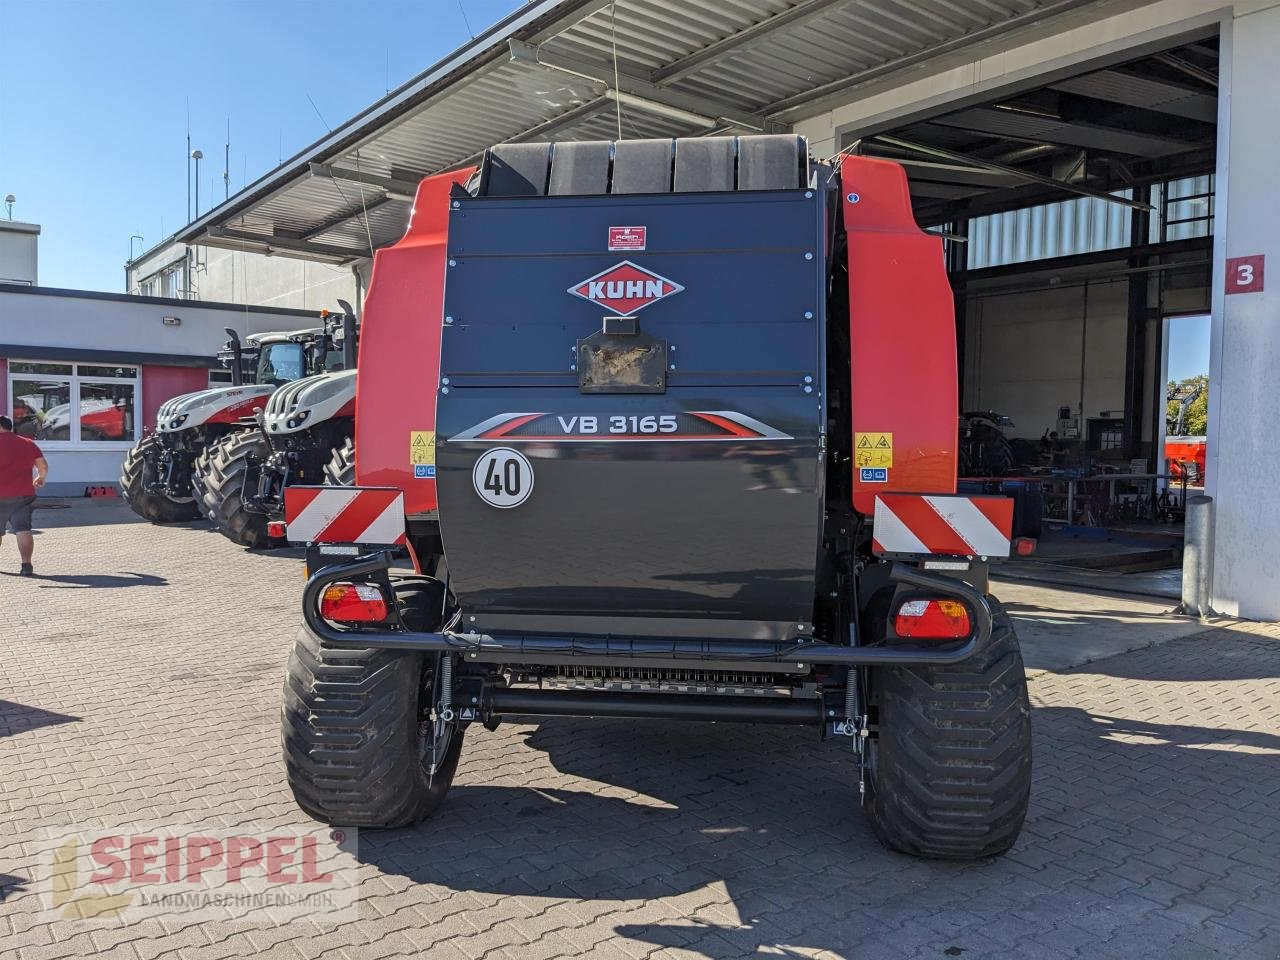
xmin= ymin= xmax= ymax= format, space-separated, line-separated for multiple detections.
xmin=473 ymin=448 xmax=534 ymax=508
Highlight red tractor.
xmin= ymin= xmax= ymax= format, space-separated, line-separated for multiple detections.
xmin=281 ymin=136 xmax=1031 ymax=860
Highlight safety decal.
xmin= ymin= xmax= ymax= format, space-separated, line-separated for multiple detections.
xmin=414 ymin=464 xmax=435 ymax=479
xmin=473 ymin=448 xmax=534 ymax=509
xmin=860 ymin=467 xmax=889 ymax=483
xmin=410 ymin=430 xmax=436 ymax=468
xmin=449 ymin=411 xmax=792 ymax=442
xmin=854 ymin=431 xmax=893 ymax=469
xmin=283 ymin=486 xmax=407 ymax=545
xmin=872 ymin=494 xmax=1013 ymax=558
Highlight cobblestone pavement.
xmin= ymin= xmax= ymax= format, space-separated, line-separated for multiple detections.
xmin=2 ymin=501 xmax=1279 ymax=959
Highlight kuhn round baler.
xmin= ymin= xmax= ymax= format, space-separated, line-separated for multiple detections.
xmin=281 ymin=135 xmax=1031 ymax=860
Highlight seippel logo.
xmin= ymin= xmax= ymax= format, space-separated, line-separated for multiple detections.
xmin=567 ymin=261 xmax=684 ymax=316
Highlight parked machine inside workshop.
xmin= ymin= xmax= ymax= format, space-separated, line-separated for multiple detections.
xmin=281 ymin=135 xmax=1031 ymax=860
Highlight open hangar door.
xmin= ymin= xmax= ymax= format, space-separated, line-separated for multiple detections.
xmin=850 ymin=37 xmax=1219 ymax=597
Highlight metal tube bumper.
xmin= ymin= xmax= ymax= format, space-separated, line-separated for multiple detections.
xmin=488 ymin=689 xmax=822 ymax=724
xmin=303 ymin=552 xmax=993 ymax=667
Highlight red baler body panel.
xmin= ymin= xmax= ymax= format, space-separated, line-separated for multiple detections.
xmin=354 ymin=168 xmax=474 ymax=516
xmin=839 ymin=155 xmax=958 ymax=515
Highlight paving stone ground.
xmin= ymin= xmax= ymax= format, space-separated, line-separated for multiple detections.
xmin=2 ymin=500 xmax=1279 ymax=959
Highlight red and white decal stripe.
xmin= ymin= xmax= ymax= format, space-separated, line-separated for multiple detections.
xmin=283 ymin=486 xmax=407 ymax=545
xmin=873 ymin=494 xmax=1013 ymax=558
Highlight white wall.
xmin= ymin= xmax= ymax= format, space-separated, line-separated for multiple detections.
xmin=964 ymin=280 xmax=1129 ymax=438
xmin=0 ymin=287 xmax=316 ymax=356
xmin=0 ymin=221 xmax=39 ymax=285
xmin=127 ymin=240 xmax=360 ymax=311
xmin=1207 ymin=2 xmax=1280 ymax=619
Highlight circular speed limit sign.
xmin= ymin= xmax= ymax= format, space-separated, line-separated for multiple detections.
xmin=472 ymin=448 xmax=534 ymax=509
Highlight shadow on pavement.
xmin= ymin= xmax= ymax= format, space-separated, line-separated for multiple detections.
xmin=0 ymin=571 xmax=169 ymax=589
xmin=0 ymin=699 xmax=81 ymax=738
xmin=351 ymin=695 xmax=1280 ymax=959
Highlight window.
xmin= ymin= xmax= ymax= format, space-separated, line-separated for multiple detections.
xmin=8 ymin=360 xmax=140 ymax=445
xmin=209 ymin=368 xmax=234 ymax=386
xmin=139 ymin=277 xmax=159 ymax=298
xmin=256 ymin=342 xmax=305 ymax=387
xmin=162 ymin=263 xmax=186 ymax=299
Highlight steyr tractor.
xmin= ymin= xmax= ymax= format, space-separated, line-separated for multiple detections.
xmin=280 ymin=136 xmax=1032 ymax=860
xmin=119 ymin=307 xmax=355 ymax=527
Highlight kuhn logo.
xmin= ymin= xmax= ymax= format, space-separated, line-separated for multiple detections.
xmin=567 ymin=261 xmax=683 ymax=316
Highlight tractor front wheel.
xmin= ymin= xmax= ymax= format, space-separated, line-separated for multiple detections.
xmin=200 ymin=431 xmax=273 ymax=548
xmin=323 ymin=437 xmax=355 ymax=486
xmin=282 ymin=577 xmax=462 ymax=827
xmin=863 ymin=599 xmax=1032 ymax=860
xmin=119 ymin=435 xmax=201 ymax=523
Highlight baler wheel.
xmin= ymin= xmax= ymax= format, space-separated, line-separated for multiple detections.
xmin=323 ymin=437 xmax=355 ymax=486
xmin=200 ymin=431 xmax=272 ymax=548
xmin=864 ymin=599 xmax=1031 ymax=860
xmin=282 ymin=577 xmax=462 ymax=828
xmin=119 ymin=435 xmax=201 ymax=523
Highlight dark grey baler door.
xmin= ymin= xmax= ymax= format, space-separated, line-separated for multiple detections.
xmin=437 ymin=189 xmax=825 ymax=641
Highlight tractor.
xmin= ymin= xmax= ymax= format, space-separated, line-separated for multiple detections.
xmin=280 ymin=136 xmax=1032 ymax=860
xmin=119 ymin=306 xmax=355 ymax=527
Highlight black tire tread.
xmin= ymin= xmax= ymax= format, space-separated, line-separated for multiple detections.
xmin=200 ymin=431 xmax=272 ymax=548
xmin=119 ymin=435 xmax=201 ymax=523
xmin=281 ymin=579 xmax=460 ymax=828
xmin=866 ymin=599 xmax=1031 ymax=860
xmin=323 ymin=437 xmax=355 ymax=486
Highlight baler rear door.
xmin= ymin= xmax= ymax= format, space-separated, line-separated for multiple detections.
xmin=435 ymin=137 xmax=825 ymax=642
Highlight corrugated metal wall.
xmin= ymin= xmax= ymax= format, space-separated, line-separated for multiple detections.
xmin=965 ymin=176 xmax=1214 ymax=270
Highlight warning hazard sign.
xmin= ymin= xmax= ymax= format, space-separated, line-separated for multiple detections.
xmin=410 ymin=430 xmax=436 ymax=467
xmin=854 ymin=432 xmax=892 ymax=469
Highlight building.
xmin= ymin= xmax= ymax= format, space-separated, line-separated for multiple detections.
xmin=0 ymin=219 xmax=40 ymax=286
xmin=125 ymin=237 xmax=361 ymax=311
xmin=156 ymin=0 xmax=1278 ymax=619
xmin=1 ymin=227 xmax=322 ymax=494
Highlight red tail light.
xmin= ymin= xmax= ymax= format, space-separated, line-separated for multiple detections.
xmin=320 ymin=582 xmax=388 ymax=623
xmin=267 ymin=520 xmax=287 ymax=539
xmin=895 ymin=599 xmax=971 ymax=639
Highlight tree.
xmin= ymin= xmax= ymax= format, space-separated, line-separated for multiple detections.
xmin=1166 ymin=375 xmax=1208 ymax=436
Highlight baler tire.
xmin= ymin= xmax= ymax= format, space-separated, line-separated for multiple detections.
xmin=323 ymin=438 xmax=355 ymax=486
xmin=200 ymin=431 xmax=273 ymax=548
xmin=282 ymin=578 xmax=461 ymax=828
xmin=864 ymin=599 xmax=1031 ymax=860
xmin=119 ymin=436 xmax=201 ymax=523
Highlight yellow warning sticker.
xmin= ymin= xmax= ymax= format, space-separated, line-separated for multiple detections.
xmin=410 ymin=430 xmax=436 ymax=466
xmin=854 ymin=432 xmax=893 ymax=468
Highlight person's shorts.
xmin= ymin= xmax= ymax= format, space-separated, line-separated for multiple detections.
xmin=0 ymin=496 xmax=37 ymax=534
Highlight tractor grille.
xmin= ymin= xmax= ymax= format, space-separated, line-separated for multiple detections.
xmin=525 ymin=666 xmax=816 ymax=699
xmin=265 ymin=379 xmax=308 ymax=417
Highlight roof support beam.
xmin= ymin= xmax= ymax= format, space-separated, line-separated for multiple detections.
xmin=297 ymin=195 xmax=397 ymax=243
xmin=868 ymin=134 xmax=1154 ymax=212
xmin=309 ymin=163 xmax=422 ymax=202
xmin=651 ymin=0 xmax=848 ymax=84
xmin=452 ymin=96 xmax=613 ymax=169
xmin=508 ymin=39 xmax=777 ymax=133
xmin=205 ymin=227 xmax=366 ymax=263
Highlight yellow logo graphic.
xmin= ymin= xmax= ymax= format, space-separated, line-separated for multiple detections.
xmin=410 ymin=431 xmax=436 ymax=466
xmin=854 ymin=432 xmax=893 ymax=468
xmin=51 ymin=839 xmax=135 ymax=920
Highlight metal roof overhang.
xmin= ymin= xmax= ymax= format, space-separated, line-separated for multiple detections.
xmin=175 ymin=0 xmax=1152 ymax=263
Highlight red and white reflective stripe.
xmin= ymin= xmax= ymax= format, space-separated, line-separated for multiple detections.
xmin=872 ymin=494 xmax=1013 ymax=558
xmin=283 ymin=487 xmax=407 ymax=545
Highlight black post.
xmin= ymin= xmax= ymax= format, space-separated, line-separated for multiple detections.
xmin=1122 ymin=184 xmax=1152 ymax=461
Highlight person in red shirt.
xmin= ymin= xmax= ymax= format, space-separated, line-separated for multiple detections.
xmin=0 ymin=414 xmax=49 ymax=576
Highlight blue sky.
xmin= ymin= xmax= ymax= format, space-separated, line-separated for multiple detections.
xmin=1 ymin=0 xmax=524 ymax=293
xmin=1167 ymin=314 xmax=1211 ymax=383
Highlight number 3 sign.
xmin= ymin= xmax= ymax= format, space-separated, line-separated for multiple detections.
xmin=1226 ymin=255 xmax=1265 ymax=295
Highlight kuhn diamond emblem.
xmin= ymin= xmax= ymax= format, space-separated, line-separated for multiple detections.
xmin=567 ymin=260 xmax=684 ymax=316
